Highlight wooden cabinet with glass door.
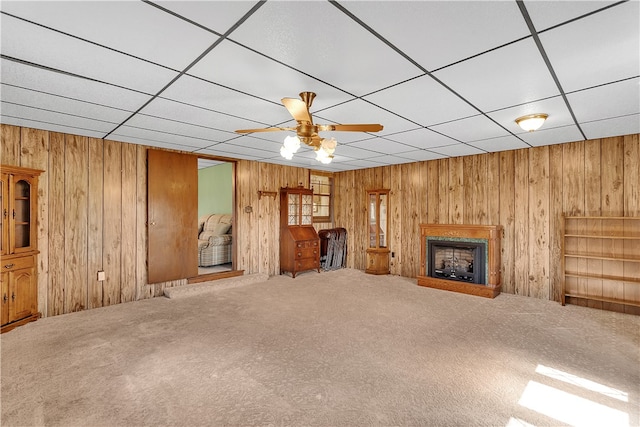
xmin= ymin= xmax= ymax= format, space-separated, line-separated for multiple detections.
xmin=280 ymin=186 xmax=320 ymax=278
xmin=1 ymin=165 xmax=42 ymax=333
xmin=366 ymin=189 xmax=390 ymax=275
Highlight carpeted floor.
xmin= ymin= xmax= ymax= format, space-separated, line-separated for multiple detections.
xmin=1 ymin=269 xmax=639 ymax=426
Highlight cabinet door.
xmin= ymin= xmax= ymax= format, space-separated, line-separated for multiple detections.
xmin=10 ymin=174 xmax=37 ymax=254
xmin=1 ymin=271 xmax=8 ymax=325
xmin=9 ymin=268 xmax=37 ymax=323
xmin=0 ymin=174 xmax=7 ymax=257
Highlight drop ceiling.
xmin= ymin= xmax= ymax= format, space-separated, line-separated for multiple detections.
xmin=1 ymin=1 xmax=638 ymax=172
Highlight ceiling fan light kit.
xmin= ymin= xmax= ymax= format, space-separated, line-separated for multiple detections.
xmin=515 ymin=113 xmax=549 ymax=132
xmin=236 ymin=92 xmax=383 ymax=165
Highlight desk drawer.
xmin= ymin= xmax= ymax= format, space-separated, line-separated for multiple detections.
xmin=2 ymin=255 xmax=35 ymax=272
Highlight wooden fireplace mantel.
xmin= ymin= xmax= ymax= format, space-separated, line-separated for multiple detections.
xmin=417 ymin=224 xmax=503 ymax=298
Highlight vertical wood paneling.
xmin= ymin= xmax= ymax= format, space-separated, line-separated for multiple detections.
xmin=548 ymin=144 xmax=564 ymax=303
xmin=513 ymin=149 xmax=529 ymax=296
xmin=64 ymin=135 xmax=88 ymax=313
xmin=499 ymin=151 xmax=515 ymax=294
xmin=528 ymin=146 xmax=550 ymax=299
xmin=20 ymin=128 xmax=49 ymax=317
xmin=437 ymin=159 xmax=449 ymax=223
xmin=426 ymin=161 xmax=440 ymax=224
xmin=584 ymin=140 xmax=603 ymax=308
xmin=120 ymin=142 xmax=136 ymax=303
xmin=87 ymin=138 xmax=104 ymax=309
xmin=135 ymin=145 xmax=149 ymax=300
xmin=102 ymin=140 xmax=121 ymax=306
xmin=0 ymin=124 xmax=20 ymax=166
xmin=623 ymin=134 xmax=640 ymax=216
xmin=486 ymin=152 xmax=500 ymax=226
xmin=389 ymin=165 xmax=402 ymax=275
xmin=48 ymin=132 xmax=65 ymax=316
xmin=448 ymin=157 xmax=464 ymax=224
xmin=563 ymin=142 xmax=586 ymax=306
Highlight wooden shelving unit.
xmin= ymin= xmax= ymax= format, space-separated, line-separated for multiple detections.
xmin=562 ymin=216 xmax=640 ymax=313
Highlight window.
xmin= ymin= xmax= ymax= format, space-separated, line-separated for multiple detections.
xmin=310 ymin=171 xmax=333 ymax=223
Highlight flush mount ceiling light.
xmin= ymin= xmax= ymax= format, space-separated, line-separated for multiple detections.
xmin=515 ymin=113 xmax=548 ymax=132
xmin=235 ymin=91 xmax=383 ymax=165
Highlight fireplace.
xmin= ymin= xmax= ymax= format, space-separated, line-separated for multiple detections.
xmin=418 ymin=224 xmax=502 ymax=298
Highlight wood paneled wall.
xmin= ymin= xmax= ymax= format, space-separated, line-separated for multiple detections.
xmin=2 ymin=123 xmax=638 ymax=318
xmin=333 ymin=135 xmax=640 ymax=301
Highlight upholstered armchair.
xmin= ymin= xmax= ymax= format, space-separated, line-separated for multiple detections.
xmin=198 ymin=213 xmax=233 ymax=267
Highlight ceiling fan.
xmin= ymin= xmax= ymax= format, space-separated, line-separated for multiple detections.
xmin=235 ymin=92 xmax=384 ymax=163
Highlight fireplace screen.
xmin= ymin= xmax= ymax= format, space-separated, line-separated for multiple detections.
xmin=427 ymin=239 xmax=486 ymax=285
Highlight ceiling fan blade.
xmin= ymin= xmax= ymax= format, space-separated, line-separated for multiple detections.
xmin=235 ymin=126 xmax=296 ymax=134
xmin=317 ymin=124 xmax=383 ymax=132
xmin=282 ymin=98 xmax=312 ymax=124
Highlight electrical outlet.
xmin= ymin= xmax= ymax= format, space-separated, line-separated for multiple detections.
xmin=97 ymin=271 xmax=106 ymax=281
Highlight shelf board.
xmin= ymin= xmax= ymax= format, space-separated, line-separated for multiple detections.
xmin=564 ymin=293 xmax=640 ymax=308
xmin=565 ymin=216 xmax=640 ymax=220
xmin=564 ymin=253 xmax=640 ymax=262
xmin=565 ymin=272 xmax=640 ymax=284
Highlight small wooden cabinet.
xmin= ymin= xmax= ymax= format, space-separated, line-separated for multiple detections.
xmin=280 ymin=186 xmax=320 ymax=278
xmin=366 ymin=189 xmax=390 ymax=275
xmin=1 ymin=165 xmax=42 ymax=333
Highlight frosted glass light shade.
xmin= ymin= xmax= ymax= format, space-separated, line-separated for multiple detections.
xmin=515 ymin=114 xmax=548 ymax=132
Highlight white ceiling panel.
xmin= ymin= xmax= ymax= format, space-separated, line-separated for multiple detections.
xmin=487 ymin=95 xmax=576 ymax=135
xmin=1 ymin=84 xmax=132 ymax=124
xmin=188 ymin=40 xmax=353 ymax=109
xmin=581 ymin=114 xmax=640 ymax=140
xmin=470 ymin=135 xmax=531 ymax=152
xmin=0 ymin=58 xmax=151 ymax=111
xmin=525 ymin=1 xmax=619 ymax=31
xmin=367 ymin=154 xmax=423 ymax=165
xmin=113 ymin=126 xmax=215 ymax=151
xmin=430 ymin=144 xmax=486 ymax=158
xmin=519 ymin=124 xmax=585 ymax=147
xmin=314 ymin=99 xmax=419 ymax=140
xmin=0 ymin=14 xmax=178 ymax=94
xmin=382 ymin=128 xmax=459 ymax=150
xmin=0 ymin=116 xmax=106 ymax=139
xmin=230 ymin=135 xmax=283 ymax=153
xmin=342 ymin=1 xmax=529 ymax=72
xmin=1 ymin=1 xmax=219 ymax=70
xmin=539 ymin=1 xmax=640 ymax=92
xmin=206 ymin=143 xmax=275 ymax=160
xmin=1 ymin=102 xmax=116 ymax=134
xmin=391 ymin=150 xmax=446 ymax=163
xmin=431 ymin=115 xmax=510 ymax=143
xmin=348 ymin=137 xmax=422 ymax=155
xmin=364 ymin=75 xmax=479 ymax=127
xmin=330 ymin=143 xmax=380 ymax=160
xmin=160 ymin=75 xmax=292 ymax=126
xmin=125 ymin=115 xmax=233 ymax=144
xmin=228 ymin=1 xmax=422 ymax=96
xmin=567 ymin=78 xmax=640 ymax=123
xmin=156 ymin=1 xmax=260 ymax=35
xmin=433 ymin=38 xmax=560 ymax=112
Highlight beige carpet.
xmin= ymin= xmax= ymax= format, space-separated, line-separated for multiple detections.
xmin=1 ymin=269 xmax=639 ymax=426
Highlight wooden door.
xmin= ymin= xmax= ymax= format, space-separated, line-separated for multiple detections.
xmin=0 ymin=174 xmax=7 ymax=257
xmin=9 ymin=268 xmax=36 ymax=322
xmin=1 ymin=272 xmax=8 ymax=325
xmin=147 ymin=149 xmax=198 ymax=283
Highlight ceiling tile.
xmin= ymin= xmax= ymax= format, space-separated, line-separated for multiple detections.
xmin=430 ymin=115 xmax=509 ymax=143
xmin=0 ymin=58 xmax=152 ymax=111
xmin=392 ymin=150 xmax=446 ymax=162
xmin=228 ymin=1 xmax=422 ymax=96
xmin=1 ymin=84 xmax=133 ymax=124
xmin=567 ymin=78 xmax=640 ymax=123
xmin=469 ymin=135 xmax=531 ymax=152
xmin=525 ymin=0 xmax=619 ymax=31
xmin=1 ymin=102 xmax=116 ymax=134
xmin=125 ymin=114 xmax=233 ymax=144
xmin=430 ymin=144 xmax=486 ymax=158
xmin=160 ymin=75 xmax=293 ymax=127
xmin=154 ymin=1 xmax=258 ymax=35
xmin=207 ymin=142 xmax=275 ymax=160
xmin=331 ymin=143 xmax=380 ymax=160
xmin=313 ymin=99 xmax=418 ymax=141
xmin=539 ymin=1 xmax=640 ymax=92
xmin=364 ymin=75 xmax=479 ymax=126
xmin=580 ymin=114 xmax=640 ymax=140
xmin=188 ymin=40 xmax=353 ymax=109
xmin=519 ymin=124 xmax=585 ymax=147
xmin=342 ymin=1 xmax=529 ymax=71
xmin=0 ymin=116 xmax=105 ymax=139
xmin=112 ymin=126 xmax=213 ymax=150
xmin=348 ymin=137 xmax=422 ymax=155
xmin=382 ymin=128 xmax=459 ymax=150
xmin=433 ymin=38 xmax=560 ymax=112
xmin=0 ymin=14 xmax=178 ymax=94
xmin=1 ymin=1 xmax=219 ymax=70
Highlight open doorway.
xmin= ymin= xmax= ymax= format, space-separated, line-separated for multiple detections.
xmin=196 ymin=157 xmax=237 ymax=279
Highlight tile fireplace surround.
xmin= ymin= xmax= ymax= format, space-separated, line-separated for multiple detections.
xmin=418 ymin=224 xmax=503 ymax=298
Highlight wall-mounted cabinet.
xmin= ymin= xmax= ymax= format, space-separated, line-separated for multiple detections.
xmin=366 ymin=189 xmax=390 ymax=275
xmin=562 ymin=216 xmax=640 ymax=314
xmin=280 ymin=186 xmax=320 ymax=278
xmin=1 ymin=165 xmax=42 ymax=333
